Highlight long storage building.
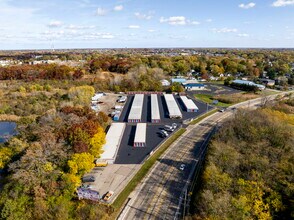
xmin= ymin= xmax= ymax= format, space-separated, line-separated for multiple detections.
xmin=180 ymin=96 xmax=199 ymax=112
xmin=164 ymin=94 xmax=182 ymax=119
xmin=128 ymin=94 xmax=144 ymax=123
xmin=151 ymin=94 xmax=160 ymax=123
xmin=100 ymin=123 xmax=126 ymax=164
xmin=134 ymin=123 xmax=147 ymax=147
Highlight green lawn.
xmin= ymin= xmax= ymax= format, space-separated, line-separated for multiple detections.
xmin=194 ymin=94 xmax=231 ymax=107
xmin=111 ymin=128 xmax=186 ymax=218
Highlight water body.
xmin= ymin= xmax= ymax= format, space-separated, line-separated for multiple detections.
xmin=0 ymin=122 xmax=17 ymax=143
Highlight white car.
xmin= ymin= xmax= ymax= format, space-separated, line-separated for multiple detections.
xmin=180 ymin=164 xmax=185 ymax=171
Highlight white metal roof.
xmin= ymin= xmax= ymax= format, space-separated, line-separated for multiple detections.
xmin=151 ymin=94 xmax=160 ymax=121
xmin=128 ymin=94 xmax=144 ymax=120
xmin=164 ymin=94 xmax=182 ymax=118
xmin=100 ymin=123 xmax=126 ymax=162
xmin=180 ymin=96 xmax=199 ymax=110
xmin=134 ymin=123 xmax=147 ymax=143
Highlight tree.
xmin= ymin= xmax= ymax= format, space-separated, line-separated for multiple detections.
xmin=68 ymin=85 xmax=95 ymax=106
xmin=67 ymin=153 xmax=94 ymax=175
xmin=89 ymin=126 xmax=106 ymax=158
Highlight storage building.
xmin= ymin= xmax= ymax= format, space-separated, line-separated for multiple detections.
xmin=164 ymin=94 xmax=182 ymax=119
xmin=180 ymin=96 xmax=199 ymax=112
xmin=151 ymin=94 xmax=160 ymax=123
xmin=128 ymin=94 xmax=144 ymax=123
xmin=134 ymin=123 xmax=147 ymax=147
xmin=100 ymin=123 xmax=126 ymax=164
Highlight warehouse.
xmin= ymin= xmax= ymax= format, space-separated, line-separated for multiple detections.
xmin=164 ymin=94 xmax=182 ymax=119
xmin=128 ymin=94 xmax=144 ymax=123
xmin=180 ymin=96 xmax=199 ymax=112
xmin=100 ymin=123 xmax=126 ymax=164
xmin=134 ymin=123 xmax=147 ymax=147
xmin=151 ymin=94 xmax=160 ymax=123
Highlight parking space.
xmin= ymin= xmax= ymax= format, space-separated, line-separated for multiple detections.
xmin=115 ymin=124 xmax=171 ymax=164
xmin=187 ymin=83 xmax=240 ymax=96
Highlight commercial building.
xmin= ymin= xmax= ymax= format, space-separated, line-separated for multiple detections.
xmin=164 ymin=94 xmax=182 ymax=119
xmin=232 ymin=79 xmax=265 ymax=90
xmin=183 ymin=83 xmax=206 ymax=91
xmin=134 ymin=123 xmax=147 ymax=147
xmin=100 ymin=123 xmax=126 ymax=164
xmin=151 ymin=94 xmax=160 ymax=123
xmin=180 ymin=96 xmax=199 ymax=112
xmin=171 ymin=77 xmax=187 ymax=84
xmin=128 ymin=94 xmax=144 ymax=123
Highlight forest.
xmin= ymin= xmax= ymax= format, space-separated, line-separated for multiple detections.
xmin=0 ymin=82 xmax=111 ymax=219
xmin=192 ymin=97 xmax=294 ymax=220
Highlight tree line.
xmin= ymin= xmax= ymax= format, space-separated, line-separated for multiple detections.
xmin=192 ymin=97 xmax=294 ymax=219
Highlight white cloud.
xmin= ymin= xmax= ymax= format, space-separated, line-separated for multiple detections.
xmin=272 ymin=0 xmax=294 ymax=7
xmin=128 ymin=25 xmax=140 ymax=29
xmin=160 ymin=16 xmax=186 ymax=25
xmin=66 ymin=24 xmax=95 ymax=30
xmin=134 ymin=12 xmax=153 ymax=20
xmin=237 ymin=33 xmax=249 ymax=37
xmin=114 ymin=5 xmax=123 ymax=11
xmin=160 ymin=16 xmax=200 ymax=26
xmin=206 ymin=19 xmax=213 ymax=22
xmin=48 ymin=20 xmax=63 ymax=28
xmin=190 ymin=20 xmax=200 ymax=25
xmin=96 ymin=7 xmax=107 ymax=16
xmin=239 ymin=2 xmax=256 ymax=9
xmin=148 ymin=29 xmax=156 ymax=32
xmin=212 ymin=28 xmax=238 ymax=33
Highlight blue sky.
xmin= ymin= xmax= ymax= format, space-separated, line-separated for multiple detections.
xmin=0 ymin=0 xmax=293 ymax=49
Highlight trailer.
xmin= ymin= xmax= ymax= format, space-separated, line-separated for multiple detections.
xmin=128 ymin=94 xmax=144 ymax=123
xmin=180 ymin=96 xmax=199 ymax=112
xmin=151 ymin=94 xmax=160 ymax=123
xmin=100 ymin=123 xmax=126 ymax=164
xmin=164 ymin=94 xmax=182 ymax=119
xmin=134 ymin=123 xmax=147 ymax=147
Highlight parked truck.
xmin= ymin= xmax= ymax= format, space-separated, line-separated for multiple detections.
xmin=95 ymin=159 xmax=108 ymax=167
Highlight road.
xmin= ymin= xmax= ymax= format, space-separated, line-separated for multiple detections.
xmin=118 ymin=92 xmax=292 ymax=220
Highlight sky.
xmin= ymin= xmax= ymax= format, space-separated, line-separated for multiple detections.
xmin=0 ymin=0 xmax=293 ymax=49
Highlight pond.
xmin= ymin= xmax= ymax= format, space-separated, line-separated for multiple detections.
xmin=0 ymin=122 xmax=17 ymax=143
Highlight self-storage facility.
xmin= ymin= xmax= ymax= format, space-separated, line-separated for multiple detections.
xmin=133 ymin=123 xmax=147 ymax=147
xmin=100 ymin=123 xmax=126 ymax=164
xmin=164 ymin=94 xmax=182 ymax=119
xmin=180 ymin=96 xmax=199 ymax=112
xmin=151 ymin=94 xmax=160 ymax=123
xmin=128 ymin=94 xmax=144 ymax=123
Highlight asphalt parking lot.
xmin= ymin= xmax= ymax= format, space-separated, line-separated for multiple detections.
xmin=118 ymin=94 xmax=213 ymax=124
xmin=114 ymin=94 xmax=213 ymax=164
xmin=187 ymin=83 xmax=240 ymax=96
xmin=115 ymin=124 xmax=173 ymax=164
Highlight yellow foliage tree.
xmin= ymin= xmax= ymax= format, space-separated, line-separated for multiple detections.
xmin=68 ymin=153 xmax=95 ymax=175
xmin=89 ymin=126 xmax=106 ymax=158
xmin=0 ymin=147 xmax=14 ymax=169
xmin=68 ymin=85 xmax=95 ymax=106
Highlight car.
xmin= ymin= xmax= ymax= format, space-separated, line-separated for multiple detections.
xmin=103 ymin=191 xmax=114 ymax=201
xmin=159 ymin=130 xmax=169 ymax=138
xmin=82 ymin=175 xmax=95 ymax=183
xmin=164 ymin=125 xmax=174 ymax=132
xmin=180 ymin=164 xmax=185 ymax=171
xmin=171 ymin=123 xmax=177 ymax=129
xmin=80 ymin=184 xmax=93 ymax=189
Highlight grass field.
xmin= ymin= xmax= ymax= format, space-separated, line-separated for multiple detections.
xmin=194 ymin=91 xmax=279 ymax=108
